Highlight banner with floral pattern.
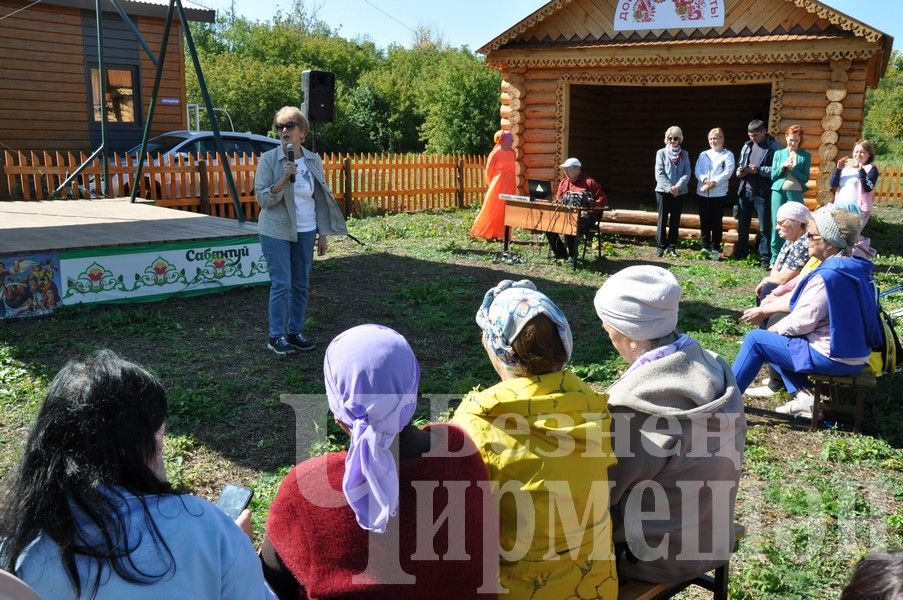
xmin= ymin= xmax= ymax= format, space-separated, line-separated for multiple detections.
xmin=59 ymin=235 xmax=268 ymax=306
xmin=613 ymin=0 xmax=724 ymax=31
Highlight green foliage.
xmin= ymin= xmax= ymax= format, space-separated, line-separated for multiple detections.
xmin=864 ymin=51 xmax=903 ymax=159
xmin=821 ymin=432 xmax=899 ymax=465
xmin=417 ymin=49 xmax=501 ymax=155
xmin=186 ymin=8 xmax=499 ymax=154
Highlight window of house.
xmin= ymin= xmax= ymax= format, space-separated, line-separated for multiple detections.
xmin=90 ymin=67 xmax=137 ymax=123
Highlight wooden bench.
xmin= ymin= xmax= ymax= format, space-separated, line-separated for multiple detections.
xmin=619 ymin=524 xmax=745 ymax=600
xmin=809 ymin=368 xmax=877 ymax=433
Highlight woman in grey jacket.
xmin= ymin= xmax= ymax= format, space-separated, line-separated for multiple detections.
xmin=255 ymin=106 xmax=347 ymax=356
xmin=594 ymin=265 xmax=745 ymax=584
xmin=654 ymin=126 xmax=691 ymax=257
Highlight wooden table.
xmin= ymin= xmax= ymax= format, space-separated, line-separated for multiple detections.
xmin=502 ymin=198 xmax=600 ymax=269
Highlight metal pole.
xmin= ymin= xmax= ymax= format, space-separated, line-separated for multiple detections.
xmin=95 ymin=0 xmax=108 ymax=196
xmin=106 ymin=0 xmax=159 ymax=67
xmin=177 ymin=0 xmax=244 ymax=221
xmin=131 ymin=0 xmax=176 ymax=203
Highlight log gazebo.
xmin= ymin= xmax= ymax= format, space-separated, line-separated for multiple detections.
xmin=480 ymin=0 xmax=893 ymax=209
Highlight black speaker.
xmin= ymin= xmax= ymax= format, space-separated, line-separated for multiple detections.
xmin=301 ymin=70 xmax=335 ymax=123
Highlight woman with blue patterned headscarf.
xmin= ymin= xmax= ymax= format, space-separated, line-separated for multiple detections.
xmin=452 ymin=279 xmax=618 ymax=599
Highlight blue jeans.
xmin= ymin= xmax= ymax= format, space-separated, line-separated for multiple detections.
xmin=732 ymin=329 xmax=865 ymax=394
xmin=735 ymin=191 xmax=770 ymax=262
xmin=260 ymin=231 xmax=316 ymax=338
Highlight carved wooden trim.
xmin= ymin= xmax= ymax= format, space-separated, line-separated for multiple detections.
xmin=487 ymin=47 xmax=875 ymax=70
xmin=792 ymin=0 xmax=882 ymax=43
xmin=479 ymin=0 xmax=574 ymax=54
xmin=552 ymin=71 xmax=786 ymax=170
xmin=481 ymin=0 xmax=883 ymax=56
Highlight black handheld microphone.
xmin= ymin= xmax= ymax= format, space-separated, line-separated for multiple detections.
xmin=286 ymin=144 xmax=296 ymax=183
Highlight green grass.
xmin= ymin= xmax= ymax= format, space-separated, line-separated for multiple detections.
xmin=1 ymin=204 xmax=901 ymax=599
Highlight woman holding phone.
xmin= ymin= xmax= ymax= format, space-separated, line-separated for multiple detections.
xmin=830 ymin=139 xmax=879 ymax=226
xmin=0 ymin=350 xmax=275 ymax=599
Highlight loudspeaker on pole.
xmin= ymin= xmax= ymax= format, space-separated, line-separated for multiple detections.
xmin=301 ymin=70 xmax=335 ymax=123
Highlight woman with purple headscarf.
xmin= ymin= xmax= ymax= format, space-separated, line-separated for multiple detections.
xmin=261 ymin=325 xmax=495 ymax=599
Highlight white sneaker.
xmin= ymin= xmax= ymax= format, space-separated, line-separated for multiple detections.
xmin=746 ymin=385 xmax=778 ymax=398
xmin=775 ymin=390 xmax=815 ymax=416
xmin=709 ymin=250 xmax=721 ymax=261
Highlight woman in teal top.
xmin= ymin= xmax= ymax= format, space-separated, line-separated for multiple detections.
xmin=769 ymin=124 xmax=811 ymax=265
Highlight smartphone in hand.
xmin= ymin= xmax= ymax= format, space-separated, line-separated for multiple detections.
xmin=215 ymin=484 xmax=253 ymax=520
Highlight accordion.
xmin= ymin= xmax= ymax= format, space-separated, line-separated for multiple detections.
xmin=562 ymin=191 xmax=592 ymax=208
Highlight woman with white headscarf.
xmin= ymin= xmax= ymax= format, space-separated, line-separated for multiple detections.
xmin=452 ymin=280 xmax=618 ymax=599
xmin=732 ymin=209 xmax=882 ymax=417
xmin=261 ymin=325 xmax=494 ymax=599
xmin=594 ymin=265 xmax=745 ymax=584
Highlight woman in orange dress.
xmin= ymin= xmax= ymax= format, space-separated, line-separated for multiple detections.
xmin=470 ymin=130 xmax=515 ymax=240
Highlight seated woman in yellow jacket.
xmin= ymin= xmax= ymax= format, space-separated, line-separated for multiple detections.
xmin=452 ymin=279 xmax=617 ymax=599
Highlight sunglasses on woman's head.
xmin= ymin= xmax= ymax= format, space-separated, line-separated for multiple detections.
xmin=275 ymin=122 xmax=297 ymax=131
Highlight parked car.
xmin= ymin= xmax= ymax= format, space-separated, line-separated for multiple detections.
xmin=129 ymin=130 xmax=280 ymax=159
xmin=85 ymin=131 xmax=279 ymax=198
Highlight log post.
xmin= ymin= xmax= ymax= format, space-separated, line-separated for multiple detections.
xmin=343 ymin=156 xmax=353 ymax=217
xmin=197 ymin=158 xmax=210 ymax=214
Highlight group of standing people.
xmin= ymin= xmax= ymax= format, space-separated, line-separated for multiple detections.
xmin=653 ymin=121 xmax=814 ymax=265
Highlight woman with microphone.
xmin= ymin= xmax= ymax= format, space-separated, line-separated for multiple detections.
xmin=255 ymin=106 xmax=347 ymax=356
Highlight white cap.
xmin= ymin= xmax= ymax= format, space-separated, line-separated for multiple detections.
xmin=594 ymin=266 xmax=681 ymax=341
xmin=559 ymin=157 xmax=581 ymax=169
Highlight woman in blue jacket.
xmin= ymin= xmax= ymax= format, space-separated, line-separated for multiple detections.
xmin=654 ymin=125 xmax=691 ymax=257
xmin=769 ymin=124 xmax=811 ymax=265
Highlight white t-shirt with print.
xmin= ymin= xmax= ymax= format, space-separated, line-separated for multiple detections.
xmin=293 ymin=158 xmax=317 ymax=233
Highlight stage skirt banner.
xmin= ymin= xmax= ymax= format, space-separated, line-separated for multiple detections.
xmin=1 ymin=252 xmax=63 ymax=320
xmin=59 ymin=235 xmax=269 ymax=307
xmin=614 ymin=0 xmax=725 ymax=31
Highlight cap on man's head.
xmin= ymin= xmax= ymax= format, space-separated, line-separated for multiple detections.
xmin=559 ymin=157 xmax=581 ymax=169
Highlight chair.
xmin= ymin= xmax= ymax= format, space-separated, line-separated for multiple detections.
xmin=808 ymin=368 xmax=877 ymax=433
xmin=619 ymin=524 xmax=745 ymax=600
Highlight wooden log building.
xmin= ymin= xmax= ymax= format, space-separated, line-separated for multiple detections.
xmin=480 ymin=0 xmax=893 ymax=208
xmin=0 ymin=0 xmax=214 ymax=153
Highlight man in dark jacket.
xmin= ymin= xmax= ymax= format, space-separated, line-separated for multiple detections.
xmin=734 ymin=120 xmax=780 ymax=268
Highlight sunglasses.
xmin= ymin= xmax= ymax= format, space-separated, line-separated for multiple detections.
xmin=668 ymin=137 xmax=681 ymax=141
xmin=275 ymin=122 xmax=298 ymax=131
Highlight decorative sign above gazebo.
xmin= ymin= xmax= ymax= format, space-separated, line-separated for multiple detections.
xmin=614 ymin=0 xmax=725 ymax=31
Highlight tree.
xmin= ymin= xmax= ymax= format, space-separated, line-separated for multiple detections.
xmin=417 ymin=50 xmax=501 ymax=155
xmin=864 ymin=51 xmax=903 ymax=159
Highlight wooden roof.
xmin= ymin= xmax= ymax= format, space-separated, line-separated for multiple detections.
xmin=39 ymin=0 xmax=215 ymax=22
xmin=480 ymin=0 xmax=892 ymax=83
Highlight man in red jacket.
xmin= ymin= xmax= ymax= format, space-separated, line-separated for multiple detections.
xmin=547 ymin=157 xmax=607 ymax=259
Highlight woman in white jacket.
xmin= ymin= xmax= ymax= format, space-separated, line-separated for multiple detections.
xmin=694 ymin=128 xmax=735 ymax=260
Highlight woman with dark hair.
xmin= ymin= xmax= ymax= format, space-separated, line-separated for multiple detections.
xmin=768 ymin=124 xmax=811 ymax=264
xmin=452 ymin=280 xmax=618 ymax=598
xmin=0 ymin=350 xmax=275 ymax=599
xmin=841 ymin=550 xmax=903 ymax=599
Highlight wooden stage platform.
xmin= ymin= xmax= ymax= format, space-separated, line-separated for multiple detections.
xmin=0 ymin=199 xmax=257 ymax=254
xmin=1 ymin=199 xmax=268 ymax=320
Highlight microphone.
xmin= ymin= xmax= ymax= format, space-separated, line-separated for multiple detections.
xmin=286 ymin=144 xmax=295 ymax=183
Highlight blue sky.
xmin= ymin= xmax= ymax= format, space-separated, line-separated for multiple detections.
xmin=195 ymin=0 xmax=900 ymax=53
